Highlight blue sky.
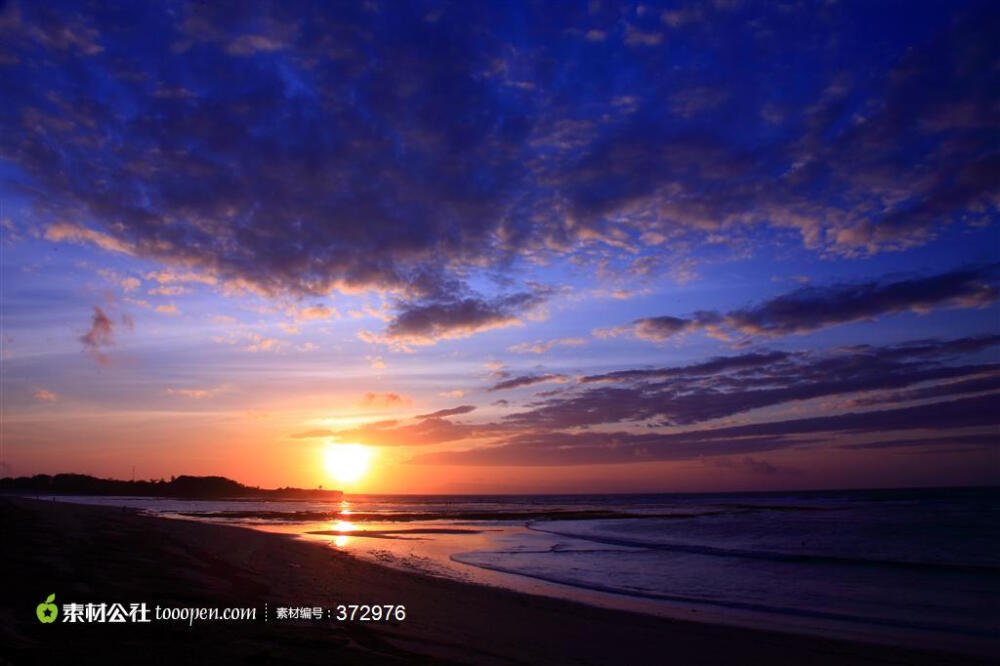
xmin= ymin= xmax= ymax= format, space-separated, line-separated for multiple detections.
xmin=1 ymin=0 xmax=997 ymax=492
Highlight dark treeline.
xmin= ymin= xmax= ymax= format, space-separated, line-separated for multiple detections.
xmin=0 ymin=474 xmax=342 ymax=500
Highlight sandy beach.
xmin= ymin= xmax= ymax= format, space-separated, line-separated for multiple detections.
xmin=0 ymin=497 xmax=993 ymax=665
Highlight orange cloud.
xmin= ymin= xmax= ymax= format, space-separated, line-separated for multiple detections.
xmin=359 ymin=392 xmax=412 ymax=408
xmin=46 ymin=223 xmax=133 ymax=254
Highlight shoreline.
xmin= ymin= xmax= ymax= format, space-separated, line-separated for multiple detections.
xmin=1 ymin=496 xmax=995 ymax=665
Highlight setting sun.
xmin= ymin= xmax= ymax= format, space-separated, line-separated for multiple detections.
xmin=324 ymin=444 xmax=373 ymax=485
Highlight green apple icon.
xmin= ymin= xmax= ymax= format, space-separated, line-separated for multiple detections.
xmin=36 ymin=594 xmax=58 ymax=623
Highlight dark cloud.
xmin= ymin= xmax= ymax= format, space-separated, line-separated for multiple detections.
xmin=315 ymin=335 xmax=1000 ymax=461
xmin=410 ymin=431 xmax=809 ymax=466
xmin=411 ymin=394 xmax=1000 ymax=466
xmin=319 ymin=417 xmax=498 ymax=448
xmin=608 ymin=265 xmax=998 ymax=341
xmin=3 ymin=0 xmax=996 ymax=344
xmin=844 ymin=372 xmax=1000 ymax=408
xmin=503 ymin=335 xmax=1000 ymax=428
xmin=580 ymin=351 xmax=794 ymax=383
xmin=839 ymin=434 xmax=998 ymax=451
xmin=79 ymin=305 xmax=113 ymax=363
xmin=708 ymin=456 xmax=784 ymax=476
xmin=690 ymin=393 xmax=1000 ymax=440
xmin=365 ymin=292 xmax=545 ymax=347
xmin=489 ymin=373 xmax=569 ymax=392
xmin=415 ymin=405 xmax=476 ymax=420
xmin=620 ymin=314 xmax=717 ymax=342
xmin=724 ymin=264 xmax=998 ymax=337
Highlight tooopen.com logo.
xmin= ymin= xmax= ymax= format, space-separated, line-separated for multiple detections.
xmin=36 ymin=594 xmax=58 ymax=623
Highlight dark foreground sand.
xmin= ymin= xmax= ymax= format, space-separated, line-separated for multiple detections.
xmin=0 ymin=497 xmax=993 ymax=666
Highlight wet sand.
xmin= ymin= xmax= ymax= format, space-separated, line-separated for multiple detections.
xmin=0 ymin=497 xmax=993 ymax=665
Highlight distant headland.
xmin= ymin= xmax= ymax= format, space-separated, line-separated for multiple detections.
xmin=0 ymin=473 xmax=343 ymax=500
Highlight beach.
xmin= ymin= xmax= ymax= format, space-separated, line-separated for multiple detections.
xmin=1 ymin=497 xmax=993 ymax=665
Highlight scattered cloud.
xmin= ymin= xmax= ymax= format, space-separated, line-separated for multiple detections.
xmin=489 ymin=373 xmax=570 ymax=392
xmin=46 ymin=223 xmax=131 ymax=254
xmin=606 ymin=265 xmax=998 ymax=342
xmin=79 ymin=305 xmax=114 ymax=363
xmin=360 ymin=392 xmax=412 ymax=408
xmin=6 ymin=1 xmax=990 ymax=352
xmin=415 ymin=405 xmax=476 ymax=420
xmin=507 ymin=337 xmax=586 ymax=354
xmin=410 ymin=394 xmax=999 ymax=466
xmin=165 ymin=386 xmax=224 ymax=399
xmin=363 ymin=292 xmax=544 ymax=348
xmin=33 ymin=388 xmax=58 ymax=402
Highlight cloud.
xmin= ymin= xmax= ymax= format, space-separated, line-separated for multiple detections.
xmin=671 ymin=87 xmax=729 ymax=118
xmin=148 ymin=285 xmax=188 ymax=296
xmin=241 ymin=333 xmax=282 ymax=353
xmin=839 ymin=433 xmax=998 ymax=451
xmin=33 ymin=388 xmax=58 ymax=402
xmin=290 ymin=335 xmax=1000 ymax=461
xmin=98 ymin=269 xmax=141 ymax=293
xmin=410 ymin=394 xmax=1000 ymax=466
xmin=45 ymin=223 xmax=132 ymax=254
xmin=596 ymin=314 xmax=717 ymax=342
xmin=504 ymin=335 xmax=1000 ymax=429
xmin=290 ymin=428 xmax=344 ymax=440
xmin=165 ymin=387 xmax=222 ymax=399
xmin=79 ymin=305 xmax=114 ymax=363
xmin=489 ymin=374 xmax=569 ymax=392
xmin=415 ymin=405 xmax=476 ymax=420
xmin=226 ymin=33 xmax=287 ymax=56
xmin=288 ymin=304 xmax=338 ymax=321
xmin=360 ymin=392 xmax=412 ymax=408
xmin=580 ymin=351 xmax=794 ymax=384
xmin=145 ymin=271 xmax=217 ymax=286
xmin=708 ymin=456 xmax=782 ymax=476
xmin=410 ymin=430 xmax=805 ymax=466
xmin=507 ymin=337 xmax=586 ymax=354
xmin=608 ymin=265 xmax=998 ymax=342
xmin=724 ymin=264 xmax=998 ymax=337
xmin=365 ymin=292 xmax=542 ymax=347
xmin=4 ymin=1 xmax=997 ymax=345
xmin=315 ymin=416 xmax=495 ymax=447
xmin=624 ymin=25 xmax=663 ymax=46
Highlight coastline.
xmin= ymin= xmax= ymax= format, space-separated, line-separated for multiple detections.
xmin=1 ymin=497 xmax=994 ymax=665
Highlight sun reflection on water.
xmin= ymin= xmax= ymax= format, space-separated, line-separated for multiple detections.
xmin=330 ymin=519 xmax=355 ymax=548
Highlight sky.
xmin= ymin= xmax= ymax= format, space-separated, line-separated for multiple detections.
xmin=0 ymin=0 xmax=997 ymax=494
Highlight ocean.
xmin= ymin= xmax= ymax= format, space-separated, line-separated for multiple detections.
xmin=51 ymin=487 xmax=999 ymax=652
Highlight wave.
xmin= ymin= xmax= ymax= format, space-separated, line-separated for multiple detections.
xmin=527 ymin=522 xmax=1000 ymax=574
xmin=171 ymin=508 xmax=728 ymax=523
xmin=449 ymin=549 xmax=997 ymax=638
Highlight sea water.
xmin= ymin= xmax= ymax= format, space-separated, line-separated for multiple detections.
xmin=54 ymin=487 xmax=1000 ymax=652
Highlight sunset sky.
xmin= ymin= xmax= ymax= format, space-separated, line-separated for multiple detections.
xmin=1 ymin=0 xmax=997 ymax=493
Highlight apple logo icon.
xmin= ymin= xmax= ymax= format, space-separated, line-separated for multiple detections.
xmin=36 ymin=594 xmax=58 ymax=624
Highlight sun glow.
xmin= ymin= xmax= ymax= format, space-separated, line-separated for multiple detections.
xmin=324 ymin=443 xmax=373 ymax=485
xmin=331 ymin=520 xmax=355 ymax=532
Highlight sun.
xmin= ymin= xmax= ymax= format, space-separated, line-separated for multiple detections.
xmin=324 ymin=443 xmax=373 ymax=485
